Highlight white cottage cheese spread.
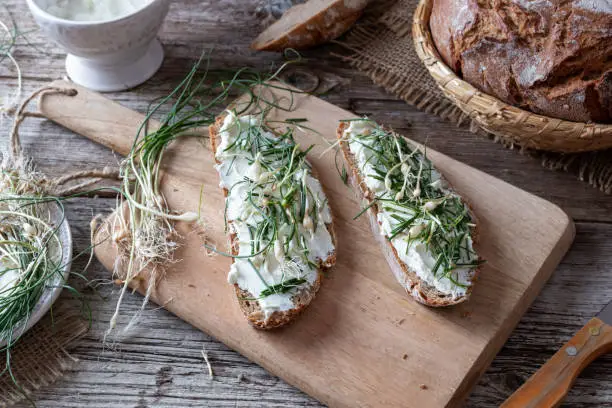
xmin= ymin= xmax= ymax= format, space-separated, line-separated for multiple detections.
xmin=215 ymin=112 xmax=334 ymax=319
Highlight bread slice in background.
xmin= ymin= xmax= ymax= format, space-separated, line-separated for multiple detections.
xmin=210 ymin=114 xmax=337 ymax=329
xmin=337 ymin=121 xmax=481 ymax=307
xmin=252 ymin=0 xmax=369 ymax=51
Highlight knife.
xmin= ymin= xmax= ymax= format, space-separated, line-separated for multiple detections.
xmin=502 ymin=300 xmax=612 ymax=408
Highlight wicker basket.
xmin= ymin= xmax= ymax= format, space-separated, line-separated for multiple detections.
xmin=412 ymin=0 xmax=612 ymax=153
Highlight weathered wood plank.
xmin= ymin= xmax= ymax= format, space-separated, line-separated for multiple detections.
xmin=13 ymin=199 xmax=612 ymax=407
xmin=3 ymin=0 xmax=612 ymax=407
xmin=471 ymin=222 xmax=612 ymax=407
xmin=3 ymin=77 xmax=611 ymax=224
xmin=4 ymin=0 xmax=612 ymax=225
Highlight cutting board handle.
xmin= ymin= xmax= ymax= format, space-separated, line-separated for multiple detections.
xmin=38 ymin=80 xmax=156 ymax=156
xmin=502 ymin=317 xmax=612 ymax=408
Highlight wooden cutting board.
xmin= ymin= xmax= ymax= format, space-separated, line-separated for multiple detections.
xmin=40 ymin=80 xmax=575 ymax=408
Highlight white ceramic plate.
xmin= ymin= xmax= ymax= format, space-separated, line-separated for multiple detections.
xmin=0 ymin=202 xmax=72 ymax=348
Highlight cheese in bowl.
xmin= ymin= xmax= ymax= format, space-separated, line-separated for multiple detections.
xmin=39 ymin=0 xmax=154 ymax=22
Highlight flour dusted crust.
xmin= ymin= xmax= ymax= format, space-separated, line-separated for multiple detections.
xmin=210 ymin=115 xmax=337 ymax=329
xmin=252 ymin=0 xmax=369 ymax=51
xmin=337 ymin=122 xmax=481 ymax=307
xmin=430 ymin=0 xmax=612 ymax=123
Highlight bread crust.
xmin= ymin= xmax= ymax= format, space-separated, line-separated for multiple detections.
xmin=252 ymin=0 xmax=368 ymax=51
xmin=210 ymin=115 xmax=337 ymax=329
xmin=337 ymin=122 xmax=481 ymax=307
xmin=430 ymin=0 xmax=612 ymax=123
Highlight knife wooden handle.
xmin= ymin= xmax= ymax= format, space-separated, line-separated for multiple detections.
xmin=502 ymin=317 xmax=612 ymax=408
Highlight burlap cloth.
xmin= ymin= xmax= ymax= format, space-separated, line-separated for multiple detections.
xmin=338 ymin=0 xmax=612 ymax=194
xmin=0 ymin=302 xmax=87 ymax=407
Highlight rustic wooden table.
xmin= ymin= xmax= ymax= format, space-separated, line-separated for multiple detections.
xmin=3 ymin=1 xmax=612 ymax=407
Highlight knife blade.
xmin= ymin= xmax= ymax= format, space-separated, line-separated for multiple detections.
xmin=502 ymin=300 xmax=612 ymax=408
xmin=597 ymin=299 xmax=612 ymax=325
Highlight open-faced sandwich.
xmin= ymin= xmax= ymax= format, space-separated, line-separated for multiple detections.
xmin=337 ymin=119 xmax=482 ymax=306
xmin=210 ymin=111 xmax=336 ymax=329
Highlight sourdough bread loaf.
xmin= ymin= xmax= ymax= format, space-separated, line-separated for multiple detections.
xmin=429 ymin=0 xmax=612 ymax=123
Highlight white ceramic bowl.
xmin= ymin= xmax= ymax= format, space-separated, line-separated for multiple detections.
xmin=0 ymin=202 xmax=72 ymax=348
xmin=26 ymin=0 xmax=170 ymax=92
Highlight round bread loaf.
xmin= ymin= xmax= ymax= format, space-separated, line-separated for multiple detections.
xmin=429 ymin=0 xmax=612 ymax=123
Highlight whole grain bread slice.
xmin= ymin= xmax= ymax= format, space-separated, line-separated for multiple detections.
xmin=251 ymin=0 xmax=369 ymax=51
xmin=337 ymin=121 xmax=480 ymax=307
xmin=210 ymin=114 xmax=337 ymax=329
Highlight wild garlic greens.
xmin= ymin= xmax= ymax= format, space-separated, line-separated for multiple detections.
xmin=0 ymin=193 xmax=65 ymax=349
xmin=213 ymin=111 xmax=334 ymax=318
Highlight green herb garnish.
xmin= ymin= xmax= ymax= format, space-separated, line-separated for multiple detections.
xmin=215 ymin=110 xmax=333 ymax=300
xmin=346 ymin=121 xmax=481 ymax=284
xmin=259 ymin=278 xmax=308 ymax=298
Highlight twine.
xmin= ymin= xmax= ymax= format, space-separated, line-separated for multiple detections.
xmin=7 ymin=86 xmax=121 ymax=196
xmin=9 ymin=87 xmax=76 ymax=165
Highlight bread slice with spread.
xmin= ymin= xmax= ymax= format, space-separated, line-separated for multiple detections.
xmin=337 ymin=119 xmax=482 ymax=306
xmin=210 ymin=111 xmax=336 ymax=329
